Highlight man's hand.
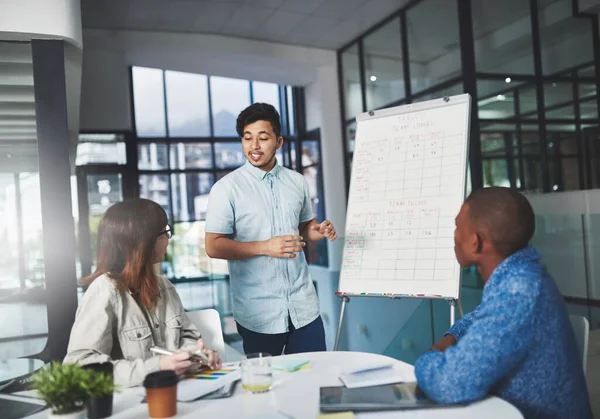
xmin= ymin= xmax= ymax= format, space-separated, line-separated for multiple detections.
xmin=429 ymin=334 xmax=457 ymax=353
xmin=159 ymin=351 xmax=192 ymax=376
xmin=311 ymin=220 xmax=337 ymax=241
xmin=262 ymin=235 xmax=305 ymax=258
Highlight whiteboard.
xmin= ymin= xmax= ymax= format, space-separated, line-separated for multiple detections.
xmin=338 ymin=94 xmax=471 ymax=300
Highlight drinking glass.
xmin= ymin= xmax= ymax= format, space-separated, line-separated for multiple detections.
xmin=241 ymin=352 xmax=272 ymax=393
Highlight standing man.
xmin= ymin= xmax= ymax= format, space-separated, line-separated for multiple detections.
xmin=205 ymin=103 xmax=336 ymax=356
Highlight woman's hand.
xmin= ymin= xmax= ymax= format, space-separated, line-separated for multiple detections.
xmin=159 ymin=351 xmax=192 ymax=376
xmin=195 ymin=338 xmax=222 ymax=370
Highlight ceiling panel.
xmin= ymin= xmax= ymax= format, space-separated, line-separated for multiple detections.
xmin=80 ymin=0 xmax=408 ymax=50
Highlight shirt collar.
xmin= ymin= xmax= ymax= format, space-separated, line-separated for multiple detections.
xmin=486 ymin=245 xmax=541 ymax=286
xmin=243 ymin=159 xmax=281 ymax=180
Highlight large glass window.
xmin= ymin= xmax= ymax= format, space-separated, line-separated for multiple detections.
xmin=538 ymin=0 xmax=595 ymax=75
xmin=363 ymin=17 xmax=405 ymax=110
xmin=406 ymin=0 xmax=460 ymax=94
xmin=341 ymin=43 xmax=362 ymax=120
xmin=472 ymin=0 xmax=535 ymax=74
xmin=210 ymin=76 xmax=251 ymax=137
xmin=131 ymin=66 xmax=325 ymax=281
xmin=132 ymin=67 xmax=167 ymax=137
xmin=252 ymin=81 xmax=280 ymax=115
xmin=165 ymin=71 xmax=210 ymax=137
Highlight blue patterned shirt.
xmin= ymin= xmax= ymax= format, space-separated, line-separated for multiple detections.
xmin=414 ymin=246 xmax=592 ymax=419
xmin=205 ymin=161 xmax=319 ymax=334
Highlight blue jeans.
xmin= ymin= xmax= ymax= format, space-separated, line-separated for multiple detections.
xmin=236 ymin=315 xmax=326 ymax=355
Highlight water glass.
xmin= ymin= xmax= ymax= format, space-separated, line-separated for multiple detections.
xmin=241 ymin=353 xmax=273 ymax=393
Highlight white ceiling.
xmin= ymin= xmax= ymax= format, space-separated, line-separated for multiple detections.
xmin=81 ymin=0 xmax=412 ymax=50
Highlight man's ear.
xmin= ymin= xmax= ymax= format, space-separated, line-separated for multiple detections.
xmin=471 ymin=232 xmax=483 ymax=254
xmin=277 ymin=136 xmax=284 ymax=149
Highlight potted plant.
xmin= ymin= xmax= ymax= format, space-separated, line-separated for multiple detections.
xmin=81 ymin=363 xmax=117 ymax=419
xmin=31 ymin=362 xmax=89 ymax=419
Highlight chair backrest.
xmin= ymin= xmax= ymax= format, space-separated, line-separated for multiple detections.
xmin=570 ymin=314 xmax=589 ymax=373
xmin=186 ymin=309 xmax=226 ymax=362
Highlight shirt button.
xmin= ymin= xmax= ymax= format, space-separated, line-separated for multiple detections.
xmin=136 ymin=332 xmax=141 ymax=338
xmin=154 ymin=324 xmax=159 ymax=329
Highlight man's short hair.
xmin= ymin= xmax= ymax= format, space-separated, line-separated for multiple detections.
xmin=236 ymin=103 xmax=282 ymax=138
xmin=465 ymin=187 xmax=535 ymax=257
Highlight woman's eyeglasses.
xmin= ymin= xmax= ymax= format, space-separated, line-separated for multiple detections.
xmin=158 ymin=224 xmax=172 ymax=239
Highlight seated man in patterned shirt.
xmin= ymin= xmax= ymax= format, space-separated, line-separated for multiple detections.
xmin=414 ymin=187 xmax=592 ymax=419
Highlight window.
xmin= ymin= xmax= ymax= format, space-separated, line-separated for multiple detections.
xmin=300 ymin=130 xmax=327 ymax=267
xmin=165 ymin=71 xmax=210 ymax=137
xmin=406 ymin=0 xmax=460 ymax=94
xmin=363 ymin=17 xmax=405 ymax=110
xmin=472 ymin=0 xmax=535 ymax=74
xmin=210 ymin=76 xmax=251 ymax=137
xmin=130 ymin=66 xmax=324 ymax=283
xmin=132 ymin=67 xmax=167 ymax=137
xmin=76 ymin=133 xmax=127 ymax=165
xmin=0 ymin=172 xmax=48 ymax=359
xmin=252 ymin=81 xmax=280 ymax=115
xmin=340 ymin=43 xmax=362 ymax=121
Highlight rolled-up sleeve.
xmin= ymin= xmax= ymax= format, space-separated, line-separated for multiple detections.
xmin=63 ymin=283 xmax=160 ymax=388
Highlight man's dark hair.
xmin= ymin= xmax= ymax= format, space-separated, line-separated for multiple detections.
xmin=236 ymin=103 xmax=282 ymax=138
xmin=465 ymin=186 xmax=535 ymax=258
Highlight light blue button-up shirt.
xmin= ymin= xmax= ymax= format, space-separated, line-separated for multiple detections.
xmin=205 ymin=161 xmax=320 ymax=334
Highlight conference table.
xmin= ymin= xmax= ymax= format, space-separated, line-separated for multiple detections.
xmin=25 ymin=351 xmax=522 ymax=418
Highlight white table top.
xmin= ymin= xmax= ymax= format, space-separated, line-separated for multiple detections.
xmin=25 ymin=351 xmax=522 ymax=419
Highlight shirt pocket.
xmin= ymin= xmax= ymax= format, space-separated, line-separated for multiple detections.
xmin=286 ymin=199 xmax=303 ymax=232
xmin=121 ymin=325 xmax=153 ymax=359
xmin=164 ymin=314 xmax=182 ymax=347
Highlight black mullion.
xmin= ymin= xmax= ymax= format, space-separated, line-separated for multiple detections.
xmin=76 ymin=167 xmax=92 ymax=277
xmin=338 ymin=49 xmax=351 ymax=194
xmin=400 ymin=11 xmax=411 ymax=101
xmin=279 ymin=85 xmax=289 ymax=137
xmin=572 ymin=70 xmax=585 ymax=190
xmin=162 ymin=70 xmax=170 ymax=139
xmin=124 ymin=131 xmax=139 ymax=199
xmin=503 ymin=132 xmax=516 ymax=188
xmin=14 ymin=173 xmax=26 ymax=290
xmin=249 ymin=80 xmax=254 ymax=104
xmin=514 ymin=89 xmax=526 ymax=190
xmin=552 ymin=133 xmax=563 ymax=190
xmin=207 ymin=77 xmax=215 ymax=137
xmin=357 ymin=39 xmax=367 ymax=112
xmin=590 ymin=15 xmax=600 ymax=139
xmin=530 ymin=0 xmax=550 ymax=192
xmin=458 ymin=0 xmax=482 ymax=190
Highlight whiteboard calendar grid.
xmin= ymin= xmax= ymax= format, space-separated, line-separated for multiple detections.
xmin=338 ymin=94 xmax=471 ymax=300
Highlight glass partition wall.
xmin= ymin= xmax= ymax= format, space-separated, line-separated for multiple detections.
xmin=339 ymin=0 xmax=600 ymax=195
xmin=337 ymin=0 xmax=600 ymax=357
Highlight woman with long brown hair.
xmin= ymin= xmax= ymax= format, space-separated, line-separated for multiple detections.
xmin=64 ymin=199 xmax=221 ymax=387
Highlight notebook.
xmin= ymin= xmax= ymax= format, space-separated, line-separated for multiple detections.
xmin=339 ymin=362 xmax=412 ymax=389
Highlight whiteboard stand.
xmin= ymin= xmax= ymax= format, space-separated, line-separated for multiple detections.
xmin=333 ymin=93 xmax=472 ymax=352
xmin=333 ymin=295 xmax=462 ymax=351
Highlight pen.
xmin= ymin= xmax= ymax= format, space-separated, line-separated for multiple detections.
xmin=150 ymin=346 xmax=209 ymax=363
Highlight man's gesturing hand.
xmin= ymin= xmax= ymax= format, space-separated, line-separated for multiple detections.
xmin=262 ymin=235 xmax=305 ymax=258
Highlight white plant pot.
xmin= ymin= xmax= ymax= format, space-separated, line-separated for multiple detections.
xmin=48 ymin=407 xmax=87 ymax=419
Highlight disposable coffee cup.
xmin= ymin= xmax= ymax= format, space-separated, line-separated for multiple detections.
xmin=143 ymin=370 xmax=178 ymax=418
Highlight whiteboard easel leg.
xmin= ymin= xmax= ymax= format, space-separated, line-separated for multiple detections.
xmin=449 ymin=299 xmax=456 ymax=327
xmin=334 ymin=296 xmax=350 ymax=351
